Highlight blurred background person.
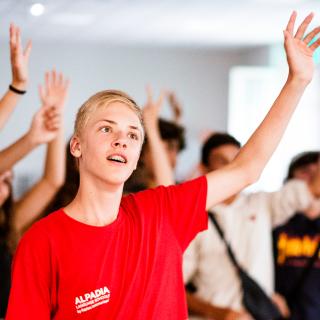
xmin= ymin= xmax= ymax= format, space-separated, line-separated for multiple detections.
xmin=183 ymin=132 xmax=320 ymax=320
xmin=0 ymin=70 xmax=69 ymax=317
xmin=273 ymin=151 xmax=320 ymax=320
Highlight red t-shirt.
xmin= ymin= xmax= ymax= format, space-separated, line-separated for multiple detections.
xmin=6 ymin=177 xmax=207 ymax=319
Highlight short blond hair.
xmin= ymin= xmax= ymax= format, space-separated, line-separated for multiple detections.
xmin=74 ymin=89 xmax=144 ymax=137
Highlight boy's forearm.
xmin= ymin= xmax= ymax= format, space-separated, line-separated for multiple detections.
xmin=43 ymin=126 xmax=66 ymax=189
xmin=235 ymin=77 xmax=308 ymax=183
xmin=0 ymin=89 xmax=24 ymax=129
xmin=186 ymin=292 xmax=235 ymax=319
xmin=0 ymin=131 xmax=38 ymax=173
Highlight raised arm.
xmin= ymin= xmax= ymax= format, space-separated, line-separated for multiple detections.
xmin=143 ymin=87 xmax=175 ymax=186
xmin=205 ymin=12 xmax=320 ymax=210
xmin=0 ymin=130 xmax=40 ymax=174
xmin=12 ymin=70 xmax=69 ymax=235
xmin=0 ymin=23 xmax=31 ymax=129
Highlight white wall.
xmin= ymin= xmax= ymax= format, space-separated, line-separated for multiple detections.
xmin=0 ymin=41 xmax=269 ymax=194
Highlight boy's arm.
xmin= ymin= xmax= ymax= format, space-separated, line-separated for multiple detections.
xmin=268 ymin=161 xmax=320 ymax=226
xmin=143 ymin=87 xmax=175 ymax=186
xmin=186 ymin=292 xmax=252 ymax=320
xmin=206 ymin=12 xmax=320 ymax=210
xmin=0 ymin=24 xmax=31 ymax=129
xmin=0 ymin=131 xmax=40 ymax=174
xmin=13 ymin=71 xmax=69 ymax=235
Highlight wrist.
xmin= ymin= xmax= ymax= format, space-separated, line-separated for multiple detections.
xmin=11 ymin=80 xmax=27 ymax=92
xmin=25 ymin=130 xmax=41 ymax=148
xmin=286 ymin=74 xmax=310 ymax=89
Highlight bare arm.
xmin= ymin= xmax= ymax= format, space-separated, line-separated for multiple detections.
xmin=0 ymin=23 xmax=31 ymax=129
xmin=186 ymin=292 xmax=251 ymax=320
xmin=0 ymin=132 xmax=39 ymax=174
xmin=143 ymin=87 xmax=175 ymax=186
xmin=13 ymin=70 xmax=69 ymax=234
xmin=206 ymin=12 xmax=320 ymax=210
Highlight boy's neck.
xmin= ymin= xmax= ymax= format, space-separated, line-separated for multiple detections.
xmin=64 ymin=175 xmax=124 ymax=227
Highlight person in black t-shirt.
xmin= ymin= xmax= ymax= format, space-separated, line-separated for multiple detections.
xmin=273 ymin=151 xmax=320 ymax=320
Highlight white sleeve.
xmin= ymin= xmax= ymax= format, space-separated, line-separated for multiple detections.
xmin=267 ymin=179 xmax=313 ymax=227
xmin=182 ymin=236 xmax=200 ymax=284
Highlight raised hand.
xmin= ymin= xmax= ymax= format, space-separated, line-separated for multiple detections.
xmin=39 ymin=70 xmax=70 ymax=111
xmin=168 ymin=91 xmax=182 ymax=123
xmin=0 ymin=170 xmax=12 ymax=205
xmin=272 ymin=293 xmax=290 ymax=319
xmin=28 ymin=105 xmax=61 ymax=145
xmin=0 ymin=170 xmax=12 ymax=184
xmin=284 ymin=12 xmax=320 ymax=84
xmin=143 ymin=86 xmax=165 ymax=132
xmin=10 ymin=23 xmax=32 ymax=91
xmin=26 ymin=70 xmax=69 ymax=145
xmin=142 ymin=86 xmax=174 ymax=186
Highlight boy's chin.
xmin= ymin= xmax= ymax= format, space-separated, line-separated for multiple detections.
xmin=104 ymin=171 xmax=134 ymax=186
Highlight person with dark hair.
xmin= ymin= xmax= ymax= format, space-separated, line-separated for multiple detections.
xmin=285 ymin=151 xmax=320 ymax=182
xmin=0 ymin=71 xmax=69 ymax=317
xmin=201 ymin=133 xmax=241 ymax=167
xmin=5 ymin=12 xmax=320 ymax=320
xmin=183 ymin=134 xmax=320 ymax=320
xmin=273 ymin=151 xmax=320 ymax=320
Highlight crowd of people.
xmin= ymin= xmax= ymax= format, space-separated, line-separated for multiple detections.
xmin=0 ymin=11 xmax=319 ymax=320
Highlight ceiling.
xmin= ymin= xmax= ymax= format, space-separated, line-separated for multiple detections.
xmin=0 ymin=0 xmax=319 ymax=47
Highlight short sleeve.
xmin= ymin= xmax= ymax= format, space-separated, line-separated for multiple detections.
xmin=129 ymin=176 xmax=208 ymax=251
xmin=6 ymin=224 xmax=54 ymax=320
xmin=266 ymin=179 xmax=313 ymax=227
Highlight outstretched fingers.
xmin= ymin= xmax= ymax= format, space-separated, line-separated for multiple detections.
xmin=23 ymin=39 xmax=32 ymax=59
xmin=303 ymin=26 xmax=320 ymax=45
xmin=156 ymin=90 xmax=166 ymax=108
xmin=286 ymin=11 xmax=297 ymax=35
xmin=309 ymin=38 xmax=320 ymax=51
xmin=295 ymin=12 xmax=314 ymax=39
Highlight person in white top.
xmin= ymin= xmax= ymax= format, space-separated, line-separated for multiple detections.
xmin=183 ymin=133 xmax=320 ymax=320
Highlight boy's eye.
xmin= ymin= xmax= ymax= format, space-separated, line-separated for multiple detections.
xmin=128 ymin=132 xmax=138 ymax=140
xmin=101 ymin=126 xmax=111 ymax=133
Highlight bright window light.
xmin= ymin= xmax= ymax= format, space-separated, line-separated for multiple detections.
xmin=228 ymin=66 xmax=320 ymax=192
xmin=30 ymin=3 xmax=45 ymax=16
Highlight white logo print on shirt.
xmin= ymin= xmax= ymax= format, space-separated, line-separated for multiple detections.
xmin=75 ymin=286 xmax=111 ymax=314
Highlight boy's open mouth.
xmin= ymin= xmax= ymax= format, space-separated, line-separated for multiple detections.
xmin=107 ymin=154 xmax=127 ymax=164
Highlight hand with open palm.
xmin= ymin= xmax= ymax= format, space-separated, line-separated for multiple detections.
xmin=10 ymin=23 xmax=32 ymax=91
xmin=284 ymin=12 xmax=320 ymax=85
xmin=143 ymin=86 xmax=166 ymax=133
xmin=28 ymin=70 xmax=69 ymax=145
xmin=39 ymin=70 xmax=70 ymax=111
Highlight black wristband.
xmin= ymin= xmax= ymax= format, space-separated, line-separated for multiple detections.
xmin=9 ymin=84 xmax=26 ymax=95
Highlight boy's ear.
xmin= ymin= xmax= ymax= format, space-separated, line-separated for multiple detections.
xmin=70 ymin=135 xmax=82 ymax=158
